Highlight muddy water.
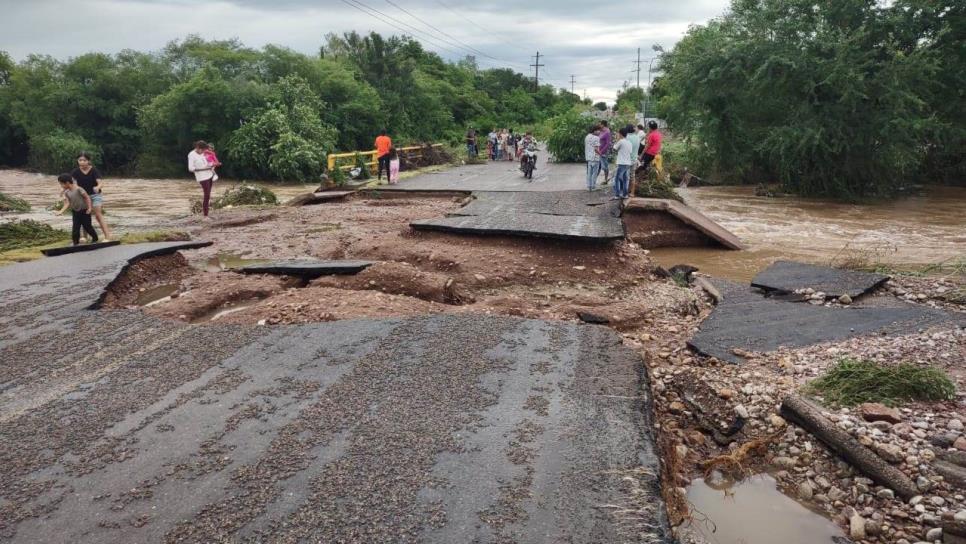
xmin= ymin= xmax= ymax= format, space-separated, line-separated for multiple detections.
xmin=684 ymin=474 xmax=846 ymax=544
xmin=0 ymin=169 xmax=316 ymax=232
xmin=651 ymin=185 xmax=966 ymax=282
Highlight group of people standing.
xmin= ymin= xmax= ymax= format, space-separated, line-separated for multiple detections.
xmin=55 ymin=152 xmax=113 ymax=245
xmin=584 ymin=119 xmax=663 ymax=199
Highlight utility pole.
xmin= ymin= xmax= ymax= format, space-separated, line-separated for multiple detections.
xmin=633 ymin=47 xmax=642 ymax=88
xmin=570 ymin=75 xmax=576 ymax=94
xmin=530 ymin=51 xmax=544 ymax=91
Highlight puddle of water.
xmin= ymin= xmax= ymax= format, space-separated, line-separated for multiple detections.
xmin=684 ymin=474 xmax=846 ymax=544
xmin=191 ymin=300 xmax=260 ymax=323
xmin=652 ymin=185 xmax=966 ymax=282
xmin=203 ymin=252 xmax=270 ymax=273
xmin=134 ymin=284 xmax=180 ymax=307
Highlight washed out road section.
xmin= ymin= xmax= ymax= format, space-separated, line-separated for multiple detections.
xmin=0 ymin=244 xmax=670 ymax=543
xmin=411 ymin=191 xmax=625 ymax=241
xmin=688 ymin=280 xmax=964 ymax=364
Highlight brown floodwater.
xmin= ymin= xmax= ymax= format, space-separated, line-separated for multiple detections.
xmin=651 ymin=185 xmax=966 ymax=281
xmin=0 ymin=169 xmax=316 ymax=232
xmin=683 ymin=474 xmax=846 ymax=544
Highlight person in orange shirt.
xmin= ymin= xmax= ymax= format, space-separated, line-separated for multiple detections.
xmin=374 ymin=129 xmax=392 ymax=181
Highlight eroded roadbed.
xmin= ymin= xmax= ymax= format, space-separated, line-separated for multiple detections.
xmin=0 ymin=245 xmax=670 ymax=543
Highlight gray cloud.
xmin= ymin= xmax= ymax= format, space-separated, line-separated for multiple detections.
xmin=1 ymin=0 xmax=728 ymax=102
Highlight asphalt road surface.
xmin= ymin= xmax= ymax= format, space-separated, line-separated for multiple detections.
xmin=390 ymin=149 xmax=592 ymax=192
xmin=0 ymin=243 xmax=671 ymax=543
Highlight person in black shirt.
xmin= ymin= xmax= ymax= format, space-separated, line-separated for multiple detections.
xmin=71 ymin=152 xmax=112 ymax=241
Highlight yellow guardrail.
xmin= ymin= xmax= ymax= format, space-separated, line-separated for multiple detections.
xmin=327 ymin=144 xmax=444 ymax=172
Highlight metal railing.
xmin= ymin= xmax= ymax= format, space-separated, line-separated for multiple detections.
xmin=327 ymin=144 xmax=444 ymax=173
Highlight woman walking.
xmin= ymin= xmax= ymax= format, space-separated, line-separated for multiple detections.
xmin=188 ymin=140 xmax=216 ymax=220
xmin=71 ymin=152 xmax=112 ymax=240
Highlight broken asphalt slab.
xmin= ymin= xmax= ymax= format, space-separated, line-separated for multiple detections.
xmin=751 ymin=260 xmax=889 ymax=299
xmin=237 ymin=259 xmax=374 ymax=278
xmin=688 ymin=280 xmax=964 ymax=364
xmin=0 ymin=240 xmax=672 ymax=543
xmin=623 ymin=198 xmax=744 ymax=250
xmin=41 ymin=240 xmax=121 ymax=256
xmin=411 ymin=190 xmax=625 ymax=241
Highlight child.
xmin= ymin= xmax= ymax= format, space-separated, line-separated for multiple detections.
xmin=387 ymin=147 xmax=400 ymax=185
xmin=203 ymin=143 xmax=221 ymax=182
xmin=56 ymin=173 xmax=98 ymax=245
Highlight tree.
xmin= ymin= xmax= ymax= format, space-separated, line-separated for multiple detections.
xmin=228 ymin=75 xmax=337 ymax=181
xmin=138 ymin=67 xmax=262 ymax=176
xmin=593 ymin=102 xmax=607 ymax=111
xmin=615 ymin=87 xmax=646 ymax=115
xmin=659 ymin=0 xmax=945 ymax=198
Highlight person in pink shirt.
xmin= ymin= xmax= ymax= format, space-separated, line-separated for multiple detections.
xmin=639 ymin=120 xmax=663 ymax=172
xmin=203 ymin=144 xmax=222 ymax=181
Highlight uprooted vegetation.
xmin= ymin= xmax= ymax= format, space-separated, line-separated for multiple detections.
xmin=805 ymin=358 xmax=956 ymax=407
xmin=0 ymin=191 xmax=31 ymax=212
xmin=0 ymin=219 xmax=69 ymax=252
xmin=191 ymin=185 xmax=279 ymax=214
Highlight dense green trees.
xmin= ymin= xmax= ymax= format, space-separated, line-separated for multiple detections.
xmin=656 ymin=0 xmax=965 ymax=198
xmin=0 ymin=33 xmax=576 ymax=180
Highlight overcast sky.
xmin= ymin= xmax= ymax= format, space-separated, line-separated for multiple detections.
xmin=2 ymin=0 xmax=729 ymax=103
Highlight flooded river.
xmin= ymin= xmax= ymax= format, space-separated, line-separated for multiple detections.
xmin=652 ymin=185 xmax=966 ymax=281
xmin=2 ymin=170 xmax=964 ymax=282
xmin=0 ymin=169 xmax=316 ymax=232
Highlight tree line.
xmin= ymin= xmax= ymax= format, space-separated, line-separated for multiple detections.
xmin=0 ymin=33 xmax=585 ymax=181
xmin=650 ymin=0 xmax=964 ymax=199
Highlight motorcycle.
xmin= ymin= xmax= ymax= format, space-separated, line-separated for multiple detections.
xmin=521 ymin=145 xmax=537 ymax=180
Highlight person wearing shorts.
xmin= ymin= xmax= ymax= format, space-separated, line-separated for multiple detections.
xmin=71 ymin=152 xmax=112 ymax=241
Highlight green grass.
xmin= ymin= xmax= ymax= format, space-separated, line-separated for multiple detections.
xmin=806 ymin=358 xmax=956 ymax=407
xmin=0 ymin=192 xmax=32 ymax=212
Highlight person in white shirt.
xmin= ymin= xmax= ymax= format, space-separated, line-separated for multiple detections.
xmin=584 ymin=125 xmax=601 ymax=191
xmin=187 ymin=140 xmax=216 ymax=220
xmin=612 ymin=127 xmax=634 ymax=199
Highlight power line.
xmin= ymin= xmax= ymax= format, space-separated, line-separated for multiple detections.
xmin=570 ymin=75 xmax=576 ymax=94
xmin=432 ymin=0 xmax=524 ymax=46
xmin=382 ymin=0 xmax=506 ymax=64
xmin=338 ymin=0 xmax=466 ymax=58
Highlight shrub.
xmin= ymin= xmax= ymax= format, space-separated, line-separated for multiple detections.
xmin=0 ymin=220 xmax=70 ymax=252
xmin=806 ymin=358 xmax=956 ymax=407
xmin=211 ymin=184 xmax=278 ymax=209
xmin=28 ymin=130 xmax=101 ymax=174
xmin=329 ymin=166 xmax=347 ymax=186
xmin=227 ymin=75 xmax=336 ymax=181
xmin=0 ymin=191 xmax=31 ymax=212
xmin=546 ymin=110 xmax=591 ymax=163
xmin=352 ymin=152 xmax=371 ymax=180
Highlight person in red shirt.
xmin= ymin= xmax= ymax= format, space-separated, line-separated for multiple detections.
xmin=374 ymin=130 xmax=392 ymax=181
xmin=639 ymin=120 xmax=663 ymax=171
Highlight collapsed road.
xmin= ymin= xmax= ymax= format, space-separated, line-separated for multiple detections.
xmin=0 ymin=242 xmax=672 ymax=543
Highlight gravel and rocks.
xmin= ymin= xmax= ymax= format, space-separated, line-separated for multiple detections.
xmin=648 ymin=274 xmax=965 ymax=543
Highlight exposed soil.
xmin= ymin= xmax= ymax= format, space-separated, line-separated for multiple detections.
xmin=98 ymin=193 xmax=966 ymax=544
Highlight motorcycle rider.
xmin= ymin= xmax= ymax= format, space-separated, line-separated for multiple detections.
xmin=519 ymin=131 xmax=536 ymax=172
